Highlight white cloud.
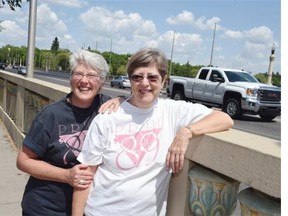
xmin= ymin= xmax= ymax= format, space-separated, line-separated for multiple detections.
xmin=204 ymin=17 xmax=221 ymax=31
xmin=166 ymin=10 xmax=194 ymax=25
xmin=224 ymin=30 xmax=243 ymax=39
xmin=78 ymin=5 xmax=159 ymax=53
xmin=244 ymin=26 xmax=274 ymax=44
xmin=34 ymin=4 xmax=68 ymax=48
xmin=193 ymin=16 xmax=221 ymax=30
xmin=243 ymin=41 xmax=268 ymax=59
xmin=80 ymin=6 xmax=158 ymax=39
xmin=166 ymin=11 xmax=221 ymax=31
xmin=37 ymin=4 xmax=67 ymax=33
xmin=134 ymin=20 xmax=158 ymax=37
xmin=63 ymin=34 xmax=76 ymax=45
xmin=43 ymin=0 xmax=88 ymax=8
xmin=0 ymin=20 xmax=26 ymax=46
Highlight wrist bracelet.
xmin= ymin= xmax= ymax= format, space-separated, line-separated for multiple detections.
xmin=185 ymin=126 xmax=195 ymax=138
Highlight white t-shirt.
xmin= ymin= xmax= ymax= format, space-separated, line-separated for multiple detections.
xmin=77 ymin=98 xmax=212 ymax=216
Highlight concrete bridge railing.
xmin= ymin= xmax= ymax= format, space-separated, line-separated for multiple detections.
xmin=0 ymin=70 xmax=281 ymax=215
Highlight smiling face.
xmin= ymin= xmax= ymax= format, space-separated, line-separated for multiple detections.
xmin=129 ymin=65 xmax=166 ymax=109
xmin=70 ymin=63 xmax=103 ymax=108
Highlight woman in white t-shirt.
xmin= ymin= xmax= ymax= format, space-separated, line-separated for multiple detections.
xmin=72 ymin=47 xmax=234 ymax=216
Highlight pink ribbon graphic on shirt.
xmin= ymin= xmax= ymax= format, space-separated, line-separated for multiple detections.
xmin=114 ymin=128 xmax=161 ymax=170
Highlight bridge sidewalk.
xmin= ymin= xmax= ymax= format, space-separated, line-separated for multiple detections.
xmin=0 ymin=120 xmax=28 ymax=216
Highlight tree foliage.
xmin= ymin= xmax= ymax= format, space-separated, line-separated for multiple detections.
xmin=56 ymin=51 xmax=70 ymax=71
xmin=0 ymin=0 xmax=29 ymax=32
xmin=254 ymin=72 xmax=281 ymax=87
xmin=1 ymin=0 xmax=28 ymax=11
xmin=51 ymin=37 xmax=59 ymax=52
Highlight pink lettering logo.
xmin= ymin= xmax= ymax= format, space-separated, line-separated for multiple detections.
xmin=114 ymin=128 xmax=161 ymax=170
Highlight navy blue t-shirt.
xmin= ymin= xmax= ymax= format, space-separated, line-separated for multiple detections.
xmin=21 ymin=93 xmax=111 ymax=216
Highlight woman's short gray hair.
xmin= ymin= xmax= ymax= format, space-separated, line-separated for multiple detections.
xmin=69 ymin=49 xmax=109 ymax=79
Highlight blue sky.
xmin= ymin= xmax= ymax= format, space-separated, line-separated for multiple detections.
xmin=0 ymin=0 xmax=281 ymax=74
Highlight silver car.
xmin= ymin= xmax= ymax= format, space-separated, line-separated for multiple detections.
xmin=110 ymin=76 xmax=131 ymax=89
xmin=17 ymin=66 xmax=27 ymax=75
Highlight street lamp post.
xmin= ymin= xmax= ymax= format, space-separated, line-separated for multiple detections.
xmin=109 ymin=38 xmax=113 ymax=74
xmin=209 ymin=23 xmax=217 ymax=67
xmin=169 ymin=30 xmax=176 ymax=77
xmin=267 ymin=43 xmax=276 ymax=85
xmin=46 ymin=55 xmax=50 ymax=72
xmin=7 ymin=48 xmax=10 ymax=66
xmin=26 ymin=0 xmax=37 ymax=77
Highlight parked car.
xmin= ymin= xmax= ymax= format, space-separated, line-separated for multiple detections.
xmin=17 ymin=66 xmax=27 ymax=75
xmin=0 ymin=62 xmax=5 ymax=70
xmin=110 ymin=75 xmax=131 ymax=88
xmin=12 ymin=65 xmax=19 ymax=69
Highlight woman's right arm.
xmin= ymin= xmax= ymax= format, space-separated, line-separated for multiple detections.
xmin=72 ymin=165 xmax=98 ymax=216
xmin=16 ymin=146 xmax=94 ymax=188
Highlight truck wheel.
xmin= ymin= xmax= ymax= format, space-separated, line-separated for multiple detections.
xmin=172 ymin=90 xmax=185 ymax=101
xmin=223 ymin=98 xmax=241 ymax=119
xmin=259 ymin=115 xmax=277 ymax=122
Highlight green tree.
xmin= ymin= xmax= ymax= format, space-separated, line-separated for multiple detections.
xmin=0 ymin=44 xmax=282 ymax=85
xmin=51 ymin=37 xmax=59 ymax=52
xmin=1 ymin=0 xmax=28 ymax=11
xmin=254 ymin=73 xmax=267 ymax=83
xmin=254 ymin=72 xmax=281 ymax=87
xmin=56 ymin=51 xmax=70 ymax=71
xmin=1 ymin=0 xmax=29 ymax=31
xmin=272 ymin=72 xmax=281 ymax=87
xmin=116 ymin=65 xmax=127 ymax=75
xmin=102 ymin=52 xmax=131 ymax=75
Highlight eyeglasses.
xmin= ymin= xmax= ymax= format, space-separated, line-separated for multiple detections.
xmin=130 ymin=74 xmax=160 ymax=83
xmin=72 ymin=72 xmax=100 ymax=82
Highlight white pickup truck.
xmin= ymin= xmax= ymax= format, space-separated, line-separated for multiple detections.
xmin=167 ymin=67 xmax=281 ymax=121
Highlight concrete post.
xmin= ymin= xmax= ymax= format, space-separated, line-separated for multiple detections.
xmin=3 ymin=80 xmax=7 ymax=111
xmin=166 ymin=159 xmax=194 ymax=215
xmin=15 ymin=86 xmax=25 ymax=131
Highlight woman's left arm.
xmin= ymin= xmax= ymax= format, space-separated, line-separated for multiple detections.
xmin=166 ymin=110 xmax=233 ymax=173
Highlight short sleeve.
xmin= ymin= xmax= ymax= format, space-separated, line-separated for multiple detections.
xmin=77 ymin=115 xmax=107 ymax=166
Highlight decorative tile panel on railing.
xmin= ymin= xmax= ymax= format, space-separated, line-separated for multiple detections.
xmin=238 ymin=187 xmax=280 ymax=216
xmin=189 ymin=165 xmax=240 ymax=216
